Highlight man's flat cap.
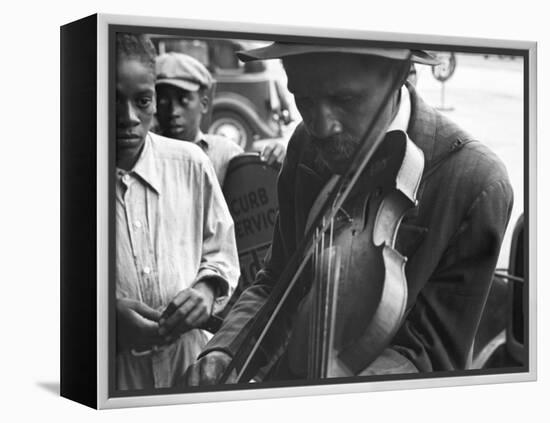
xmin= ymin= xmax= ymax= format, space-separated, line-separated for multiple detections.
xmin=236 ymin=42 xmax=439 ymax=65
xmin=156 ymin=52 xmax=213 ymax=91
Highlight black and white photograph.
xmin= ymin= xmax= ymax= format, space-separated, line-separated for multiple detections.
xmin=6 ymin=0 xmax=550 ymax=420
xmin=103 ymin=19 xmax=532 ymax=403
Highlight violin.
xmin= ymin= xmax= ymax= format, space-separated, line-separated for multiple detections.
xmin=287 ymin=130 xmax=424 ymax=378
xmin=218 ymin=56 xmax=422 ymax=383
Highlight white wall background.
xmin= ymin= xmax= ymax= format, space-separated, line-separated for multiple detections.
xmin=1 ymin=0 xmax=546 ymax=421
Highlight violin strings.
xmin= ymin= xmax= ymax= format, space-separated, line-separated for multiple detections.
xmin=307 ymin=228 xmax=319 ymax=378
xmin=309 ymin=226 xmax=320 ymax=378
xmin=317 ymin=219 xmax=327 ymax=378
xmin=324 ymin=215 xmax=337 ymax=377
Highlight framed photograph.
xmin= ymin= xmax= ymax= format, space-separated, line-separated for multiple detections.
xmin=60 ymin=13 xmax=536 ymax=409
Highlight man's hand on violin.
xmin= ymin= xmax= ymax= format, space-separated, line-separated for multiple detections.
xmin=158 ymin=281 xmax=216 ymax=341
xmin=184 ymin=351 xmax=236 ymax=386
xmin=116 ymin=298 xmax=164 ymax=350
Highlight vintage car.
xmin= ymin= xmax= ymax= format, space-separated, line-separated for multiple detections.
xmin=471 ymin=214 xmax=526 ymax=369
xmin=150 ymin=36 xmax=293 ymax=151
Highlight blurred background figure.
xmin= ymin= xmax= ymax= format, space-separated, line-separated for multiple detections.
xmin=149 ymin=37 xmax=290 ymax=171
xmin=155 ymin=52 xmax=243 ymax=184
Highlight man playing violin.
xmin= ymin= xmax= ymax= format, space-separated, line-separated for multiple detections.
xmin=185 ymin=43 xmax=514 ymax=383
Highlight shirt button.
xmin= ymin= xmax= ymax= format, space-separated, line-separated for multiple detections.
xmin=134 ymin=220 xmax=142 ymax=229
xmin=143 ymin=266 xmax=151 ymax=275
xmin=122 ymin=174 xmax=130 ymax=183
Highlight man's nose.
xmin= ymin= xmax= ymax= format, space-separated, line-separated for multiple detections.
xmin=169 ymin=98 xmax=183 ymax=117
xmin=118 ymin=100 xmax=140 ymax=126
xmin=308 ymin=102 xmax=343 ymax=139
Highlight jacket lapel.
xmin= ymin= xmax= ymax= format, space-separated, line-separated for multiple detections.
xmin=406 ymin=84 xmax=438 ymax=170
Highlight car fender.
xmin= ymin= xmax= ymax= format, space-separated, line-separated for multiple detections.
xmin=212 ymin=92 xmax=280 ymax=139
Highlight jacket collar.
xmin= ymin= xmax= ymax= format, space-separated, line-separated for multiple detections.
xmin=407 ymin=82 xmax=474 ymax=173
xmin=406 ymin=83 xmax=437 ymax=169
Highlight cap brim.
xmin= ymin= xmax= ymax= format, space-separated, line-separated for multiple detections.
xmin=236 ymin=43 xmax=440 ymax=66
xmin=156 ymin=78 xmax=201 ymax=92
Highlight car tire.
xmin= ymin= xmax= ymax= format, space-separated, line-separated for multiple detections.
xmin=209 ymin=110 xmax=254 ymax=151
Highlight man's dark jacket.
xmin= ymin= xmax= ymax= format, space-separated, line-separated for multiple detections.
xmin=203 ymin=84 xmax=514 ymax=375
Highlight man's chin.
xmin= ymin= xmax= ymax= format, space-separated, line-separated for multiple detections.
xmin=165 ymin=127 xmax=190 ymax=141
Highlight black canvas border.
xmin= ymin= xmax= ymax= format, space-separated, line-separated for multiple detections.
xmin=60 ymin=13 xmax=98 ymax=409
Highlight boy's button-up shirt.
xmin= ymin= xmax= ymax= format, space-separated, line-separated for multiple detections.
xmin=116 ymin=132 xmax=239 ymax=389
